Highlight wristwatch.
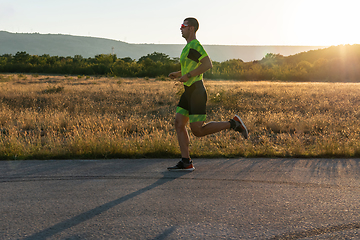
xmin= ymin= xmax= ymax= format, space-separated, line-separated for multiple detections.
xmin=186 ymin=72 xmax=191 ymax=78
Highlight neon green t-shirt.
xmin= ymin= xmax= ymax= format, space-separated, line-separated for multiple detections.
xmin=180 ymin=39 xmax=208 ymax=87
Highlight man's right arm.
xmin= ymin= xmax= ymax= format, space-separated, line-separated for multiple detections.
xmin=168 ymin=71 xmax=182 ymax=79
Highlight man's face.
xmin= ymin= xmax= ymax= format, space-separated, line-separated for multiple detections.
xmin=180 ymin=20 xmax=191 ymax=39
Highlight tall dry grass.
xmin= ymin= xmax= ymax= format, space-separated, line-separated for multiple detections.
xmin=1 ymin=73 xmax=360 ymax=160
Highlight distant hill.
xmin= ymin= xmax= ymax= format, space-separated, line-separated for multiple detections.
xmin=285 ymin=44 xmax=360 ymax=63
xmin=0 ymin=31 xmax=328 ymax=62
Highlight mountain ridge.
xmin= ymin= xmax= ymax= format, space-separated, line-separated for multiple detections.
xmin=0 ymin=31 xmax=328 ymax=62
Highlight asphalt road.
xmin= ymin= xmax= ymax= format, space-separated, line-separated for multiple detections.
xmin=1 ymin=158 xmax=360 ymax=240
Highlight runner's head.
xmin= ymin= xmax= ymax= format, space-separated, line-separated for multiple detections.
xmin=184 ymin=17 xmax=199 ymax=33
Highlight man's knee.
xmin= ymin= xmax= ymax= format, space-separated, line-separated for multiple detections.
xmin=190 ymin=122 xmax=205 ymax=137
xmin=175 ymin=114 xmax=188 ymax=130
xmin=192 ymin=129 xmax=203 ymax=137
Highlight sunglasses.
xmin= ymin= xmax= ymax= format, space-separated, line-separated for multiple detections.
xmin=181 ymin=24 xmax=190 ymax=28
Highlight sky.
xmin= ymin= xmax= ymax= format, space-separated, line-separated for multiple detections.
xmin=0 ymin=0 xmax=359 ymax=46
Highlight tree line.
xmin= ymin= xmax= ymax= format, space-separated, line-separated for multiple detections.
xmin=1 ymin=44 xmax=359 ymax=82
xmin=0 ymin=51 xmax=180 ymax=78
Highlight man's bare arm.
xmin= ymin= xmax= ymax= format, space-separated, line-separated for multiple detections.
xmin=168 ymin=71 xmax=182 ymax=79
xmin=179 ymin=56 xmax=212 ymax=82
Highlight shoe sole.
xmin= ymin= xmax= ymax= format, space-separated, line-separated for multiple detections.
xmin=168 ymin=167 xmax=195 ymax=172
xmin=234 ymin=114 xmax=248 ymax=139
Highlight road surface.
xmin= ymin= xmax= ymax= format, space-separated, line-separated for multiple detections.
xmin=1 ymin=158 xmax=360 ymax=239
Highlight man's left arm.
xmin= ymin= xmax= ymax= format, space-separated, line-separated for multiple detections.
xmin=179 ymin=56 xmax=213 ymax=82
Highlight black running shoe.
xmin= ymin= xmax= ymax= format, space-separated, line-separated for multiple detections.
xmin=231 ymin=114 xmax=248 ymax=139
xmin=167 ymin=160 xmax=195 ymax=171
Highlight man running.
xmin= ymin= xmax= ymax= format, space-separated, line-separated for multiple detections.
xmin=168 ymin=17 xmax=248 ymax=171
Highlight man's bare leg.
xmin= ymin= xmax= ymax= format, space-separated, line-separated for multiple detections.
xmin=190 ymin=121 xmax=231 ymax=137
xmin=174 ymin=113 xmax=190 ymax=158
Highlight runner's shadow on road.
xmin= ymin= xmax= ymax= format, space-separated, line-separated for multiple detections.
xmin=23 ymin=171 xmax=189 ymax=240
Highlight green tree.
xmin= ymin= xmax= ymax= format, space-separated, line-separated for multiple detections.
xmin=120 ymin=57 xmax=133 ymax=63
xmin=138 ymin=52 xmax=172 ymax=63
xmin=259 ymin=53 xmax=284 ymax=67
xmin=13 ymin=51 xmax=31 ymax=63
xmin=95 ymin=54 xmax=116 ymax=64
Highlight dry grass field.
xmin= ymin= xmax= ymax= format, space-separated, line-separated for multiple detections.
xmin=1 ymin=73 xmax=360 ymax=160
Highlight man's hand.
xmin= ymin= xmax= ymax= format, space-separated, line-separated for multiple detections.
xmin=179 ymin=74 xmax=189 ymax=82
xmin=168 ymin=71 xmax=181 ymax=79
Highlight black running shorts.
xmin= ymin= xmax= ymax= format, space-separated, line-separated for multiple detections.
xmin=176 ymin=80 xmax=207 ymax=123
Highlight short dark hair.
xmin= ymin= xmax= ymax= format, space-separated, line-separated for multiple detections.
xmin=184 ymin=17 xmax=199 ymax=32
